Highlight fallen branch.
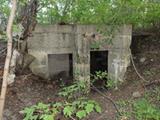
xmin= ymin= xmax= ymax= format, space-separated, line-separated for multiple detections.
xmin=0 ymin=0 xmax=17 ymax=119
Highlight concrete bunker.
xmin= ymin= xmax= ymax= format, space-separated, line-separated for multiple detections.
xmin=27 ymin=25 xmax=132 ymax=84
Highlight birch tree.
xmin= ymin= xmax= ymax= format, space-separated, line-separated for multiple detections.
xmin=0 ymin=0 xmax=17 ymax=119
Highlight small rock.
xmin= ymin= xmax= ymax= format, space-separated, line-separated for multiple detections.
xmin=150 ymin=59 xmax=154 ymax=62
xmin=140 ymin=57 xmax=146 ymax=63
xmin=132 ymin=91 xmax=141 ymax=98
xmin=120 ymin=116 xmax=128 ymax=120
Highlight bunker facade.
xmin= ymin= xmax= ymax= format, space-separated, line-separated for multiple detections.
xmin=27 ymin=25 xmax=132 ymax=84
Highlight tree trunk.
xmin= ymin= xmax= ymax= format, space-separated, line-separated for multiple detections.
xmin=0 ymin=0 xmax=17 ymax=119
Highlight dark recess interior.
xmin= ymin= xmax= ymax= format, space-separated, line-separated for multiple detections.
xmin=48 ymin=54 xmax=73 ymax=84
xmin=69 ymin=54 xmax=73 ymax=78
xmin=90 ymin=51 xmax=108 ymax=87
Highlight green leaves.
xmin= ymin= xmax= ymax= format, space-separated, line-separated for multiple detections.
xmin=76 ymin=110 xmax=87 ymax=119
xmin=35 ymin=0 xmax=160 ymax=28
xmin=22 ymin=98 xmax=102 ymax=120
xmin=58 ymin=81 xmax=87 ymax=99
xmin=40 ymin=115 xmax=54 ymax=120
xmin=95 ymin=104 xmax=102 ymax=113
xmin=62 ymin=99 xmax=102 ymax=119
xmin=23 ymin=107 xmax=35 ymax=120
xmin=63 ymin=106 xmax=74 ymax=117
xmin=1 ymin=0 xmax=159 ymax=30
xmin=37 ymin=102 xmax=49 ymax=109
xmin=22 ymin=102 xmax=58 ymax=120
xmin=133 ymin=99 xmax=160 ymax=120
xmin=22 ymin=81 xmax=102 ymax=120
xmin=85 ymin=103 xmax=94 ymax=114
xmin=22 ymin=80 xmax=102 ymax=120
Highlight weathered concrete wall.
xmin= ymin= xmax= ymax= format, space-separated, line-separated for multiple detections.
xmin=27 ymin=24 xmax=132 ymax=84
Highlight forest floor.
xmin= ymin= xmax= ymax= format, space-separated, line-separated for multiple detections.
xmin=0 ymin=37 xmax=160 ymax=120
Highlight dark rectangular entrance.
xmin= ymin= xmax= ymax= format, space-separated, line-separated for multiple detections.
xmin=90 ymin=51 xmax=108 ymax=74
xmin=90 ymin=51 xmax=108 ymax=87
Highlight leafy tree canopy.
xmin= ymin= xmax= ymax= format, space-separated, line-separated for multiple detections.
xmin=0 ymin=0 xmax=160 ymax=29
xmin=37 ymin=0 xmax=160 ymax=28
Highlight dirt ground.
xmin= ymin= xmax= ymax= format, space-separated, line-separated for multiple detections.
xmin=0 ymin=37 xmax=160 ymax=120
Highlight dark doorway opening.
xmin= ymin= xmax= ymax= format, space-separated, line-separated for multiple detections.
xmin=48 ymin=54 xmax=73 ymax=84
xmin=90 ymin=51 xmax=108 ymax=87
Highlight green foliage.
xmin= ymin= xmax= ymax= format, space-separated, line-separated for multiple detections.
xmin=93 ymin=71 xmax=108 ymax=81
xmin=91 ymin=71 xmax=108 ymax=83
xmin=22 ymin=102 xmax=57 ymax=120
xmin=63 ymin=105 xmax=75 ymax=117
xmin=76 ymin=110 xmax=87 ymax=119
xmin=133 ymin=98 xmax=160 ymax=120
xmin=62 ymin=99 xmax=102 ymax=119
xmin=37 ymin=0 xmax=160 ymax=28
xmin=22 ymin=81 xmax=102 ymax=120
xmin=0 ymin=0 xmax=10 ymax=18
xmin=22 ymin=99 xmax=101 ymax=120
xmin=58 ymin=80 xmax=87 ymax=99
xmin=91 ymin=71 xmax=117 ymax=89
xmin=1 ymin=0 xmax=160 ymax=30
xmin=116 ymin=87 xmax=160 ymax=120
xmin=107 ymin=78 xmax=117 ymax=89
xmin=22 ymin=107 xmax=36 ymax=120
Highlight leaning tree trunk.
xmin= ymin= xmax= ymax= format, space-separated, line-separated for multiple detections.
xmin=18 ymin=0 xmax=38 ymax=40
xmin=0 ymin=0 xmax=17 ymax=119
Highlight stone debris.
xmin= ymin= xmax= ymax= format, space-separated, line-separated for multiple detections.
xmin=140 ymin=57 xmax=146 ymax=63
xmin=132 ymin=91 xmax=141 ymax=98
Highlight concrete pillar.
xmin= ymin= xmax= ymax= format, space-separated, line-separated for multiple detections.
xmin=73 ymin=26 xmax=90 ymax=91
